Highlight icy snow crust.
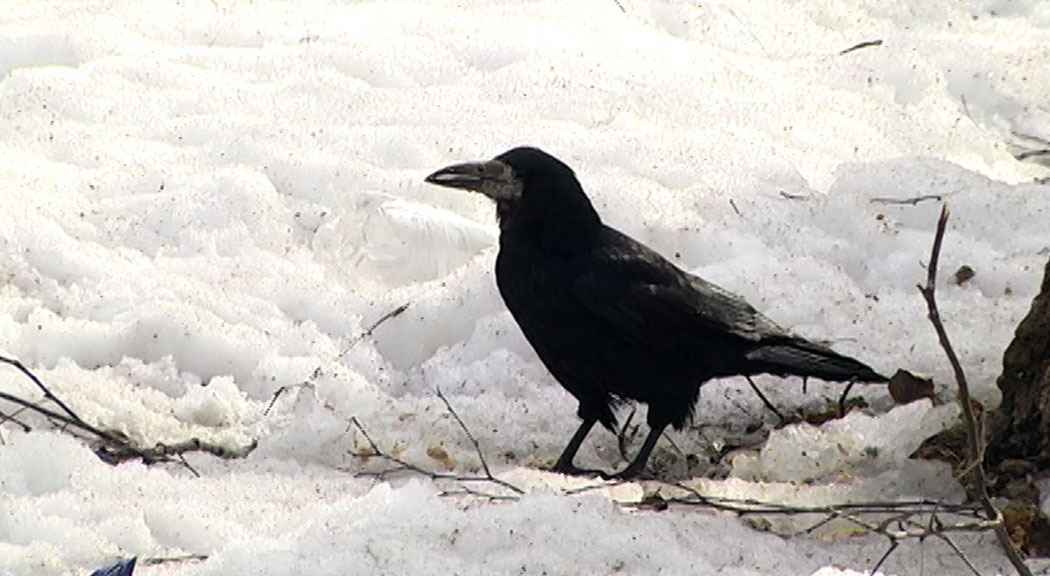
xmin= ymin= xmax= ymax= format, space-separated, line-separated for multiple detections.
xmin=1 ymin=0 xmax=1048 ymax=575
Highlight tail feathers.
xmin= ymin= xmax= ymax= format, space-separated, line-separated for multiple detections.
xmin=744 ymin=337 xmax=887 ymax=383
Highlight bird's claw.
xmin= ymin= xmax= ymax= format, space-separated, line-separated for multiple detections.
xmin=601 ymin=462 xmax=648 ymax=481
xmin=548 ymin=462 xmax=607 ymax=478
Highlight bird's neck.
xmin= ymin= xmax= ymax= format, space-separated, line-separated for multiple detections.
xmin=498 ymin=191 xmax=601 ymax=256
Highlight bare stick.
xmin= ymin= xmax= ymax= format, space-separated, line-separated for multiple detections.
xmin=1015 ymin=149 xmax=1050 ymax=161
xmin=960 ymin=94 xmax=973 ymax=123
xmin=574 ymin=473 xmax=1003 ymax=574
xmin=437 ymin=487 xmax=520 ymax=501
xmin=0 ymin=392 xmax=256 ymax=466
xmin=348 ymin=416 xmax=523 ymax=496
xmin=341 ymin=303 xmax=409 ymax=356
xmin=870 ymin=538 xmax=899 ymax=573
xmin=578 ymin=475 xmax=1002 ymax=572
xmin=665 ymin=480 xmax=984 ymax=517
xmin=839 ymin=39 xmax=883 ymax=55
xmin=870 ymin=194 xmax=943 ymax=206
xmin=838 ymin=379 xmax=857 ymax=417
xmin=98 ymin=437 xmax=258 ymax=465
xmin=0 ymin=407 xmax=32 ymax=433
xmin=744 ymin=376 xmax=786 ymax=423
xmin=142 ymin=554 xmax=209 ymax=566
xmin=0 ymin=355 xmax=82 ymax=422
xmin=932 ymin=531 xmax=983 ymax=576
xmin=1012 ymin=134 xmax=1050 ymax=163
xmin=729 ymin=198 xmax=742 ymax=216
xmin=264 ymin=384 xmax=293 ymax=415
xmin=264 ymin=382 xmax=314 ymax=416
xmin=176 ymin=454 xmax=201 ymax=478
xmin=1011 ymin=130 xmax=1050 ymax=147
xmin=435 ymin=386 xmax=523 ymax=493
xmin=918 ymin=203 xmax=1032 ymax=576
xmin=616 ymin=407 xmax=637 ymax=460
xmin=0 ymin=390 xmax=129 ymax=446
xmin=348 ymin=416 xmax=441 ymax=482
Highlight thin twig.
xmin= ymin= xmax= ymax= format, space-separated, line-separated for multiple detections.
xmin=838 ymin=379 xmax=856 ymax=417
xmin=562 ymin=479 xmax=626 ymax=496
xmin=870 ymin=194 xmax=943 ymax=206
xmin=839 ymin=39 xmax=883 ymax=55
xmin=1012 ymin=130 xmax=1050 ymax=147
xmin=341 ymin=303 xmax=410 ymax=356
xmin=0 ymin=407 xmax=33 ymax=433
xmin=871 ymin=539 xmax=899 ymax=573
xmin=436 ymin=387 xmax=524 ymax=494
xmin=142 ymin=554 xmax=209 ymax=566
xmin=176 ymin=453 xmax=201 ymax=478
xmin=616 ymin=407 xmax=638 ymax=460
xmin=0 ymin=390 xmax=129 ymax=446
xmin=1016 ymin=149 xmax=1050 ymax=161
xmin=0 ymin=355 xmax=82 ymax=422
xmin=348 ymin=416 xmax=523 ymax=496
xmin=437 ymin=487 xmax=520 ymax=501
xmin=666 ymin=480 xmax=983 ymax=516
xmin=744 ymin=376 xmax=786 ymax=423
xmin=918 ymin=203 xmax=1032 ymax=576
xmin=348 ymin=416 xmax=438 ymax=481
xmin=264 ymin=382 xmax=314 ymax=416
xmin=961 ymin=94 xmax=973 ymax=123
xmin=657 ymin=478 xmax=1001 ymax=573
xmin=0 ymin=384 xmax=256 ymax=466
xmin=97 ymin=437 xmax=258 ymax=465
xmin=932 ymin=531 xmax=983 ymax=576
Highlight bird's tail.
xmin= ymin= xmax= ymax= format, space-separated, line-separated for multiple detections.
xmin=744 ymin=336 xmax=887 ymax=383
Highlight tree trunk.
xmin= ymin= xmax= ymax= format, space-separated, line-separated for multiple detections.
xmin=987 ymin=255 xmax=1050 ymax=475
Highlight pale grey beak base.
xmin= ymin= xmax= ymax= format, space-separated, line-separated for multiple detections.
xmin=425 ymin=159 xmax=522 ymax=202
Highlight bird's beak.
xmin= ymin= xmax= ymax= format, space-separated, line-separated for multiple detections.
xmin=424 ymin=159 xmax=522 ymax=202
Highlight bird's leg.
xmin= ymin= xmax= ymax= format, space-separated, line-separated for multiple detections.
xmin=549 ymin=415 xmax=606 ymax=476
xmin=606 ymin=422 xmax=668 ymax=480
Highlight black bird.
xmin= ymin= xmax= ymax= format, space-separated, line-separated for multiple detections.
xmin=425 ymin=147 xmax=887 ymax=479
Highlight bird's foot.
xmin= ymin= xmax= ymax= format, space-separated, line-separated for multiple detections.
xmin=548 ymin=462 xmax=651 ymax=481
xmin=602 ymin=462 xmax=648 ymax=481
xmin=548 ymin=461 xmax=608 ymax=478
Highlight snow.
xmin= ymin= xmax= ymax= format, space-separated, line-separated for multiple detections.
xmin=1 ymin=0 xmax=1049 ymax=575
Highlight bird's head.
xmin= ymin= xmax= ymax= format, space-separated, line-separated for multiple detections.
xmin=425 ymin=147 xmax=598 ymax=231
xmin=423 ymin=152 xmax=523 ymax=204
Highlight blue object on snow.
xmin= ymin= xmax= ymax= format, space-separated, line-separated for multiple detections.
xmin=89 ymin=557 xmax=136 ymax=576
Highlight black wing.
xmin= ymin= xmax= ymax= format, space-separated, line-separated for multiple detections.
xmin=571 ymin=228 xmax=787 ymax=350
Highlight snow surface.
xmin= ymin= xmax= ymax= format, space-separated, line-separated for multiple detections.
xmin=1 ymin=0 xmax=1049 ymax=575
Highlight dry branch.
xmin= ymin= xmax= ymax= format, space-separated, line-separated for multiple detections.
xmin=97 ymin=437 xmax=258 ymax=465
xmin=917 ymin=204 xmax=1032 ymax=576
xmin=745 ymin=375 xmax=787 ymax=423
xmin=870 ymin=194 xmax=944 ymax=206
xmin=141 ymin=555 xmax=209 ymax=566
xmin=0 ymin=355 xmax=82 ymax=422
xmin=839 ymin=39 xmax=883 ymax=55
xmin=341 ymin=302 xmax=410 ymax=356
xmin=0 ymin=407 xmax=32 ymax=433
xmin=0 ymin=354 xmax=257 ymax=468
xmin=349 ymin=401 xmax=524 ymax=498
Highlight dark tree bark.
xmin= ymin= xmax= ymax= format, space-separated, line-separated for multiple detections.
xmin=987 ymin=255 xmax=1050 ymax=474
